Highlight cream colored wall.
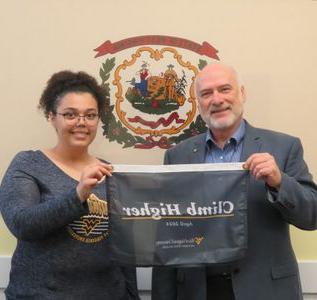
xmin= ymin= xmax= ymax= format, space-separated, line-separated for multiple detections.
xmin=0 ymin=0 xmax=317 ymax=258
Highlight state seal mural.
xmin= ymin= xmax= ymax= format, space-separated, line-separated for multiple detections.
xmin=94 ymin=35 xmax=220 ymax=149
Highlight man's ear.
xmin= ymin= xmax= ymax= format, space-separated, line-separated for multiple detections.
xmin=241 ymin=85 xmax=246 ymax=103
xmin=197 ymin=100 xmax=202 ymax=115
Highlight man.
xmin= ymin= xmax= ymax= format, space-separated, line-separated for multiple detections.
xmin=151 ymin=63 xmax=317 ymax=300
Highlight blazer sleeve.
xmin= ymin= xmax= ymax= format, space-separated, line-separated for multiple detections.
xmin=271 ymin=137 xmax=317 ymax=230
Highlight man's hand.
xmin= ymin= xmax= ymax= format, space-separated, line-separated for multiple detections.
xmin=243 ymin=153 xmax=282 ymax=190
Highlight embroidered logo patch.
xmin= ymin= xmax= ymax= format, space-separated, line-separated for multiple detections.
xmin=67 ymin=194 xmax=109 ymax=243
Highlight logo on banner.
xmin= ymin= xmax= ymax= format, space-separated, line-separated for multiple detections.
xmin=194 ymin=237 xmax=204 ymax=245
xmin=156 ymin=236 xmax=205 ymax=250
xmin=93 ymin=35 xmax=220 ymax=149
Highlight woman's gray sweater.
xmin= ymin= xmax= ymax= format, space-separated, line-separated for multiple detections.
xmin=0 ymin=150 xmax=139 ymax=300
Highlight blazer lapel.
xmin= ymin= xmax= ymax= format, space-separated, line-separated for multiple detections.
xmin=189 ymin=134 xmax=207 ymax=163
xmin=241 ymin=122 xmax=262 ymax=161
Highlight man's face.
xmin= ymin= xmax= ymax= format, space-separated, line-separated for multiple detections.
xmin=196 ymin=64 xmax=245 ymax=131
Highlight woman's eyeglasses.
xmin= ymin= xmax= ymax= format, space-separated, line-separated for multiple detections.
xmin=56 ymin=112 xmax=99 ymax=123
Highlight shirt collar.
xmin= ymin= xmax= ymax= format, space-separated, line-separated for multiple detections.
xmin=205 ymin=119 xmax=246 ymax=148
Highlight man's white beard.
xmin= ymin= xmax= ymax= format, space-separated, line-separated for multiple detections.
xmin=201 ymin=107 xmax=243 ymax=130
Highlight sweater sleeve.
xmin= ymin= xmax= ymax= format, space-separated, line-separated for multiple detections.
xmin=0 ymin=152 xmax=88 ymax=240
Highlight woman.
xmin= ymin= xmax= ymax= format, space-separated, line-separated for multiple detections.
xmin=0 ymin=71 xmax=140 ymax=299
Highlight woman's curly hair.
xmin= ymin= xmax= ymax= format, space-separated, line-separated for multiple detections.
xmin=38 ymin=70 xmax=107 ymax=119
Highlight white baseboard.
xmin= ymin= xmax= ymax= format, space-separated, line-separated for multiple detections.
xmin=0 ymin=256 xmax=10 ymax=289
xmin=0 ymin=256 xmax=316 ymax=293
xmin=298 ymin=260 xmax=317 ymax=293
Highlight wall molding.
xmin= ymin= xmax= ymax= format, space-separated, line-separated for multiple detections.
xmin=0 ymin=256 xmax=316 ymax=292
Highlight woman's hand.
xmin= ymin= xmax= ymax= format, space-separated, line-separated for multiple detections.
xmin=76 ymin=162 xmax=113 ymax=202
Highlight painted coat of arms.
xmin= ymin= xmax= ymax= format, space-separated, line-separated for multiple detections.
xmin=94 ymin=35 xmax=220 ymax=149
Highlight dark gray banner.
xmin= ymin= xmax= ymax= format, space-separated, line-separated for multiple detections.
xmin=107 ymin=164 xmax=248 ymax=267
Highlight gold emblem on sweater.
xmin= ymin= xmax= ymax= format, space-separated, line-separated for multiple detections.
xmin=87 ymin=193 xmax=108 ymax=217
xmin=67 ymin=193 xmax=109 ymax=243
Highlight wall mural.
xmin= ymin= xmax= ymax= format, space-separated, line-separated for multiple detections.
xmin=94 ymin=35 xmax=219 ymax=149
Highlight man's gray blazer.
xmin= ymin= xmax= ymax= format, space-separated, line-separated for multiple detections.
xmin=152 ymin=122 xmax=317 ymax=300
